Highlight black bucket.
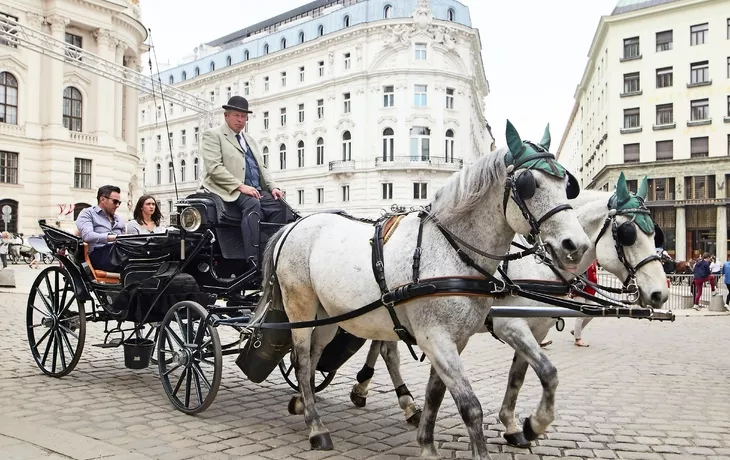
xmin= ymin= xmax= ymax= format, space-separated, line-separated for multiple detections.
xmin=317 ymin=328 xmax=367 ymax=372
xmin=236 ymin=309 xmax=292 ymax=383
xmin=123 ymin=337 xmax=155 ymax=369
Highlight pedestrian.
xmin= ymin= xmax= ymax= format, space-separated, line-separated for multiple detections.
xmin=0 ymin=231 xmax=9 ymax=269
xmin=722 ymin=259 xmax=730 ymax=310
xmin=692 ymin=252 xmax=718 ymax=310
xmin=571 ymin=260 xmax=598 ymax=347
xmin=710 ymin=257 xmax=722 ymax=275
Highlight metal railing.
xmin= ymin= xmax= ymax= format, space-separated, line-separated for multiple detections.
xmin=375 ymin=156 xmax=463 ymax=169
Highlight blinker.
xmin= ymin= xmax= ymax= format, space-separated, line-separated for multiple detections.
xmin=515 ymin=171 xmax=536 ymax=200
xmin=616 ymin=221 xmax=637 ymax=246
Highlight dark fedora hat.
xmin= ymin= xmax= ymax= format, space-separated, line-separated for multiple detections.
xmin=222 ymin=95 xmax=253 ymax=113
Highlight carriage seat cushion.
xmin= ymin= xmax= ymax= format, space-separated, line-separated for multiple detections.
xmin=185 ymin=191 xmax=242 ymax=225
xmin=94 ymin=270 xmax=120 ymax=280
xmin=82 ymin=244 xmax=120 ymax=284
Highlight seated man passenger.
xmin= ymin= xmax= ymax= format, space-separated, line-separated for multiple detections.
xmin=200 ymin=96 xmax=287 ymax=264
xmin=76 ymin=185 xmax=126 ymax=272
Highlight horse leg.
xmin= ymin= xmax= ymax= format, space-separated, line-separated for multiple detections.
xmin=350 ymin=340 xmax=382 ymax=408
xmin=498 ymin=353 xmax=531 ymax=448
xmin=309 ymin=322 xmax=338 ymax=391
xmin=380 ymin=341 xmax=422 ymax=426
xmin=417 ymin=339 xmax=491 ymax=460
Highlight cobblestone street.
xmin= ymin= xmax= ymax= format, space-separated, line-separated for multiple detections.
xmin=1 ymin=282 xmax=729 ymax=459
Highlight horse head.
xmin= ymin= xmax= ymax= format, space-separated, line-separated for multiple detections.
xmin=502 ymin=120 xmax=589 ymax=271
xmin=594 ymin=173 xmax=669 ymax=308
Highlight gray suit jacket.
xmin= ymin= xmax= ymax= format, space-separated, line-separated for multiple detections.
xmin=201 ymin=123 xmax=278 ymax=202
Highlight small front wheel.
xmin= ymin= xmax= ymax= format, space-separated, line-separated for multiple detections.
xmin=157 ymin=301 xmax=222 ymax=415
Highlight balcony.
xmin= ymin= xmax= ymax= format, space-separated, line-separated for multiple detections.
xmin=328 ymin=160 xmax=355 ymax=172
xmin=68 ymin=131 xmax=98 ymax=145
xmin=375 ymin=156 xmax=463 ymax=171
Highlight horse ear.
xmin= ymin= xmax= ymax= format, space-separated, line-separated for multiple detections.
xmin=616 ymin=172 xmax=630 ymax=203
xmin=637 ymin=176 xmax=649 ymax=200
xmin=505 ymin=120 xmax=523 ymax=159
xmin=540 ymin=123 xmax=551 ymax=151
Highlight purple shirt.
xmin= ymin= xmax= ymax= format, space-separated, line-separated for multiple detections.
xmin=75 ymin=206 xmax=126 ymax=252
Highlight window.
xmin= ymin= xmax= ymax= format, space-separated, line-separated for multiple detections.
xmin=226 ymin=87 xmax=232 ymax=100
xmin=279 ymin=144 xmax=287 ymax=169
xmin=194 ymin=127 xmax=199 ymax=143
xmin=656 ymin=103 xmax=673 ymax=125
xmin=623 ymin=143 xmax=640 ymax=163
xmin=343 ymin=92 xmax=351 ymax=113
xmin=318 ymin=61 xmax=325 ymax=77
xmin=263 ymin=43 xmax=269 ymax=54
xmin=74 ymin=158 xmax=91 ymax=189
xmin=243 ymin=50 xmax=249 ymax=60
xmin=445 ymin=88 xmax=454 ymax=109
xmin=169 ymin=75 xmax=174 ymax=85
xmin=316 ymin=187 xmax=324 ymax=204
xmin=244 ymin=81 xmax=250 ymax=96
xmin=298 ymin=31 xmax=305 ymax=44
xmin=182 ymin=71 xmax=187 ymax=81
xmin=656 ymin=30 xmax=673 ymax=51
xmin=316 ymin=137 xmax=325 ymax=165
xmin=281 ymin=38 xmax=286 ymax=50
xmin=342 ymin=131 xmax=352 ymax=160
xmin=140 ymin=138 xmax=145 ymax=153
xmin=690 ymin=61 xmax=709 ymax=84
xmin=690 ymin=23 xmax=708 ymax=46
xmin=62 ymin=87 xmax=83 ymax=131
xmin=648 ymin=178 xmax=675 ymax=201
xmin=0 ymin=72 xmax=18 ymax=124
xmin=445 ymin=129 xmax=455 ymax=162
xmin=297 ymin=189 xmax=304 ymax=205
xmin=341 ymin=185 xmax=350 ymax=202
xmin=168 ymin=132 xmax=173 ymax=148
xmin=344 ymin=52 xmax=351 ymax=70
xmin=317 ymin=99 xmax=324 ymax=119
xmin=226 ymin=55 xmax=232 ymax=66
xmin=64 ymin=33 xmax=82 ymax=60
xmin=194 ymin=157 xmax=200 ymax=180
xmin=318 ymin=25 xmax=324 ymax=37
xmin=728 ymin=57 xmax=730 ymax=78
xmin=281 ymin=71 xmax=287 ymax=87
xmin=299 ymin=66 xmax=305 ymax=82
xmin=623 ymin=72 xmax=640 ymax=93
xmin=280 ymin=108 xmax=287 ymax=126
xmin=623 ymin=37 xmax=640 ymax=59
xmin=180 ymin=160 xmax=186 ymax=182
xmin=656 ymin=140 xmax=673 ymax=161
xmin=168 ymin=161 xmax=174 ymax=182
xmin=690 ymin=137 xmax=709 ymax=158
xmin=141 ymin=109 xmax=145 ymax=123
xmin=298 ymin=103 xmax=304 ymax=123
xmin=413 ymin=183 xmax=428 ymax=200
xmin=194 ymin=66 xmax=200 ymax=76
xmin=262 ymin=147 xmax=269 ymax=168
xmin=414 ymin=84 xmax=427 ymax=106
xmin=382 ymin=127 xmax=394 ymax=161
xmin=168 ymin=201 xmax=173 ymax=214
xmin=656 ymin=67 xmax=673 ymax=88
xmin=383 ymin=85 xmax=394 ymax=107
xmin=0 ymin=151 xmax=18 ymax=184
xmin=156 ymin=134 xmax=162 ymax=150
xmin=727 ymin=95 xmax=730 ymax=116
xmin=155 ymin=163 xmax=161 ymax=184
xmin=209 ymin=61 xmax=215 ymax=71
xmin=384 ymin=4 xmax=392 ymax=18
xmin=263 ymin=111 xmax=269 ymax=130
xmin=181 ymin=129 xmax=186 ymax=146
xmin=623 ymin=108 xmax=640 ymax=128
xmin=382 ymin=183 xmax=393 ymax=199
xmin=690 ymin=99 xmax=709 ymax=121
xmin=0 ymin=13 xmax=19 ymax=48
xmin=343 ymin=15 xmax=350 ymax=27
xmin=447 ymin=8 xmax=456 ymax=21
xmin=415 ymin=43 xmax=427 ymax=60
xmin=264 ymin=76 xmax=270 ymax=91
xmin=685 ymin=175 xmax=716 ymax=200
xmin=410 ymin=126 xmax=430 ymax=160
xmin=728 ymin=18 xmax=730 ymax=39
xmin=297 ymin=141 xmax=304 ymax=167
xmin=209 ymin=91 xmax=215 ymax=103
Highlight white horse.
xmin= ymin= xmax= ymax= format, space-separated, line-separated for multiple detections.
xmin=254 ymin=121 xmax=592 ymax=459
xmin=347 ymin=173 xmax=670 ymax=447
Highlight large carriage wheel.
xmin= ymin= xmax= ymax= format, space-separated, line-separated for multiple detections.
xmin=157 ymin=301 xmax=222 ymax=415
xmin=278 ymin=350 xmax=336 ymax=393
xmin=26 ymin=266 xmax=86 ymax=377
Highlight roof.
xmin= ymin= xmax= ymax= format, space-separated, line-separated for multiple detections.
xmin=611 ymin=0 xmax=681 ymax=15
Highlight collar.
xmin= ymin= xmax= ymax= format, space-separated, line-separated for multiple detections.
xmin=93 ymin=205 xmax=118 ymax=221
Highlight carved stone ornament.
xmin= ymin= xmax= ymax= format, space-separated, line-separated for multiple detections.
xmin=92 ymin=28 xmax=114 ymax=45
xmin=412 ymin=0 xmax=433 ymax=31
xmin=718 ymin=178 xmax=725 ymax=190
xmin=25 ymin=12 xmax=43 ymax=29
xmin=45 ymin=14 xmax=70 ymax=31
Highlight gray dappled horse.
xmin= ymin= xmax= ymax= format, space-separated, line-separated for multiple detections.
xmin=254 ymin=121 xmax=591 ymax=460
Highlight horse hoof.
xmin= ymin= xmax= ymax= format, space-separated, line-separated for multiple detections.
xmin=406 ymin=408 xmax=422 ymax=427
xmin=310 ymin=432 xmax=333 ymax=450
xmin=523 ymin=417 xmax=538 ymax=441
xmin=288 ymin=396 xmax=303 ymax=415
xmin=350 ymin=391 xmax=367 ymax=408
xmin=504 ymin=431 xmax=530 ymax=448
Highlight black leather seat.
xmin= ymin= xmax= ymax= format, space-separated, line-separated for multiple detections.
xmin=183 ymin=192 xmax=242 ymax=226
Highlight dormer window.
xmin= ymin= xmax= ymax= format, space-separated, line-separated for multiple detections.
xmin=298 ymin=31 xmax=305 ymax=43
xmin=317 ymin=25 xmax=324 ymax=37
xmin=263 ymin=43 xmax=269 ymax=54
xmin=209 ymin=61 xmax=215 ymax=71
xmin=343 ymin=15 xmax=350 ymax=27
xmin=226 ymin=55 xmax=232 ymax=66
xmin=447 ymin=8 xmax=456 ymax=21
xmin=281 ymin=37 xmax=286 ymax=49
xmin=384 ymin=4 xmax=393 ymax=18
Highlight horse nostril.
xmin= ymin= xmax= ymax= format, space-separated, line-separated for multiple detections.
xmin=561 ymin=238 xmax=578 ymax=252
xmin=650 ymin=290 xmax=666 ymax=306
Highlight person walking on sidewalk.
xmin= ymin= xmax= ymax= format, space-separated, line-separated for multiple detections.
xmin=722 ymin=259 xmax=730 ymax=310
xmin=693 ymin=252 xmax=718 ymax=310
xmin=571 ymin=260 xmax=598 ymax=347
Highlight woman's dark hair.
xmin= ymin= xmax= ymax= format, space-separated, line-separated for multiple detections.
xmin=133 ymin=195 xmax=162 ymax=226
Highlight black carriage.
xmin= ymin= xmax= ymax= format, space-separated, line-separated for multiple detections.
xmin=25 ymin=191 xmax=363 ymax=415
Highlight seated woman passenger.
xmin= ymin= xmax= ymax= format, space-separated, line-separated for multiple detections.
xmin=126 ymin=195 xmax=167 ymax=235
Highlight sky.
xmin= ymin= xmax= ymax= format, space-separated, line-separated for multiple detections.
xmin=139 ymin=0 xmax=618 ymax=148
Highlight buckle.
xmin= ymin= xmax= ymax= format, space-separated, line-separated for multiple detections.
xmin=381 ymin=292 xmax=394 ymax=307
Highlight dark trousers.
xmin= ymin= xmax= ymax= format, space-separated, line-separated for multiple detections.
xmin=726 ymin=283 xmax=730 ymax=305
xmin=90 ymin=243 xmax=119 ymax=272
xmin=232 ymin=191 xmax=287 ymax=260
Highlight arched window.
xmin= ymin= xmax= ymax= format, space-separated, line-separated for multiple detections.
xmin=383 ymin=4 xmax=393 ymax=18
xmin=297 ymin=140 xmax=305 ymax=167
xmin=410 ymin=127 xmax=431 ymax=160
xmin=62 ymin=87 xmax=83 ymax=132
xmin=382 ymin=127 xmax=394 ymax=161
xmin=0 ymin=72 xmax=18 ymax=125
xmin=243 ymin=49 xmax=249 ymax=60
xmin=316 ymin=137 xmax=325 ymax=165
xmin=180 ymin=159 xmax=186 ymax=182
xmin=226 ymin=55 xmax=232 ymax=66
xmin=0 ymin=199 xmax=18 ymax=233
xmin=262 ymin=146 xmax=269 ymax=168
xmin=445 ymin=129 xmax=455 ymax=162
xmin=341 ymin=131 xmax=352 ymax=161
xmin=281 ymin=38 xmax=286 ymax=50
xmin=168 ymin=161 xmax=174 ymax=183
xmin=168 ymin=75 xmax=174 ymax=84
xmin=279 ymin=144 xmax=286 ymax=169
xmin=317 ymin=25 xmax=324 ymax=37
xmin=343 ymin=15 xmax=350 ymax=27
xmin=298 ymin=31 xmax=305 ymax=44
xmin=73 ymin=202 xmax=91 ymax=221
xmin=209 ymin=61 xmax=215 ymax=71
xmin=193 ymin=157 xmax=200 ymax=180
xmin=181 ymin=71 xmax=187 ymax=80
xmin=194 ymin=66 xmax=200 ymax=76
xmin=447 ymin=8 xmax=456 ymax=21
xmin=263 ymin=43 xmax=269 ymax=55
xmin=155 ymin=163 xmax=161 ymax=185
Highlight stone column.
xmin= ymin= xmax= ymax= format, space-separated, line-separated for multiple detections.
xmin=675 ymin=206 xmax=686 ymax=261
xmin=114 ymin=41 xmax=126 ymax=139
xmin=717 ymin=205 xmax=727 ymax=261
xmin=23 ymin=13 xmax=44 ymax=135
xmin=93 ymin=28 xmax=116 ymax=137
xmin=46 ymin=14 xmax=70 ymax=127
xmin=123 ymin=56 xmax=140 ymax=150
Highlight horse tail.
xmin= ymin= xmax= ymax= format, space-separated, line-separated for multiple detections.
xmin=252 ymin=225 xmax=289 ymax=323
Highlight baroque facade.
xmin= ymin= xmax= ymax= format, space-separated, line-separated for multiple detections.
xmin=556 ymin=0 xmax=730 ymax=261
xmin=0 ymin=0 xmax=146 ymax=235
xmin=139 ymin=0 xmax=492 ymax=221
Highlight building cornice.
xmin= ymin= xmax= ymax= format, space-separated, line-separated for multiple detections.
xmin=587 ymin=155 xmax=730 ymax=189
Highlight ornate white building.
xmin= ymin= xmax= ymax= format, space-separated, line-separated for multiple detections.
xmin=556 ymin=0 xmax=730 ymax=261
xmin=139 ymin=0 xmax=493 ymax=220
xmin=0 ymin=0 xmax=147 ymax=235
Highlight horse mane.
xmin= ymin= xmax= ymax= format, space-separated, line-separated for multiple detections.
xmin=430 ymin=146 xmax=508 ymax=221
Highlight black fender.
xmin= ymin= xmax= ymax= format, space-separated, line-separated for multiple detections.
xmin=54 ymin=253 xmax=93 ymax=302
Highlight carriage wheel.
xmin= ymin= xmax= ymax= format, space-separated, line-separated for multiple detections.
xmin=278 ymin=350 xmax=337 ymax=393
xmin=26 ymin=266 xmax=86 ymax=378
xmin=157 ymin=301 xmax=222 ymax=415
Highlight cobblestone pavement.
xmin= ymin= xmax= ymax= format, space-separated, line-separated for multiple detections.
xmin=2 ymin=288 xmax=729 ymax=460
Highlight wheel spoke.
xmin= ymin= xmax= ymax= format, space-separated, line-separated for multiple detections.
xmin=191 ymin=362 xmax=211 ymax=390
xmin=184 ymin=366 xmax=193 ymax=408
xmin=37 ymin=291 xmax=54 ymax=316
xmin=58 ymin=324 xmax=79 ymax=341
xmin=34 ymin=327 xmax=53 ymax=350
xmin=43 ymin=276 xmax=55 ymax=312
xmin=172 ymin=367 xmax=188 ymax=397
xmin=59 ymin=328 xmax=76 ymax=359
xmin=55 ymin=330 xmax=67 ymax=371
xmin=41 ymin=330 xmax=54 ymax=366
xmin=163 ymin=362 xmax=183 ymax=377
xmin=192 ymin=367 xmax=204 ymax=406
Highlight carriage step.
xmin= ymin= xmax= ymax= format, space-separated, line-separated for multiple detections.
xmin=93 ymin=338 xmax=123 ymax=348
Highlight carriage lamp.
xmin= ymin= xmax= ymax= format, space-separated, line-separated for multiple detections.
xmin=179 ymin=207 xmax=202 ymax=232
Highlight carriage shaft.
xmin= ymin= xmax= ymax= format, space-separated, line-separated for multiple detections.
xmin=489 ymin=306 xmax=675 ymax=321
